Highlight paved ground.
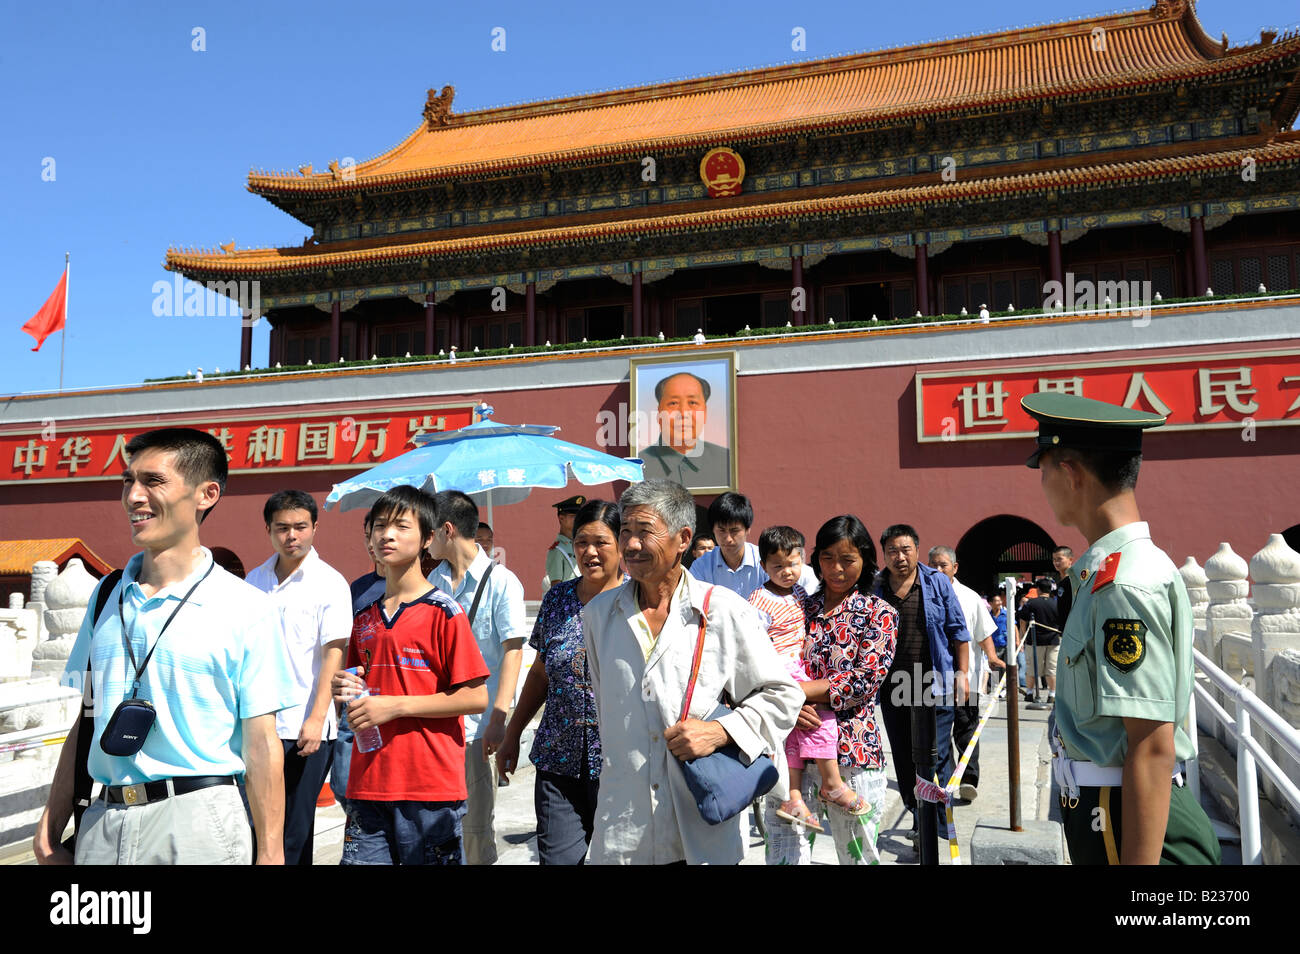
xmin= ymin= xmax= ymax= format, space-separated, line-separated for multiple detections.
xmin=310 ymin=689 xmax=1058 ymax=865
xmin=13 ymin=686 xmax=1237 ymax=866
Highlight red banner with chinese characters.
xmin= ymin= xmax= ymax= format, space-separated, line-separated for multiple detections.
xmin=915 ymin=349 xmax=1300 ymax=442
xmin=1 ymin=404 xmax=477 ymax=483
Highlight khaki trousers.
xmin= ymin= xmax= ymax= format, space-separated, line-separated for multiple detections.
xmin=463 ymin=738 xmax=498 ymax=865
xmin=75 ymin=783 xmax=251 ymax=865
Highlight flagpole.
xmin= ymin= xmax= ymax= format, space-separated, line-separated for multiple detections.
xmin=59 ymin=251 xmax=69 ymax=392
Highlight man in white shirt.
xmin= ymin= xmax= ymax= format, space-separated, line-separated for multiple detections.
xmin=247 ymin=490 xmax=353 ymax=865
xmin=427 ymin=490 xmax=525 ymax=865
xmin=927 ymin=546 xmax=1004 ymax=801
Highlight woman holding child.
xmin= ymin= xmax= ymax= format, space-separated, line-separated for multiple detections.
xmin=496 ymin=500 xmax=623 ymax=864
xmin=763 ymin=515 xmax=897 ymax=865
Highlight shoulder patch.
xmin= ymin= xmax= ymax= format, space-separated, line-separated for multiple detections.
xmin=1102 ymin=618 xmax=1146 ymax=673
xmin=547 ymin=541 xmax=558 ymax=550
xmin=1091 ymin=552 xmax=1122 ymax=593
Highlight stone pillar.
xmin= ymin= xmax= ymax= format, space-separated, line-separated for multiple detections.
xmin=1205 ymin=543 xmax=1253 ymax=746
xmin=525 ymin=281 xmax=536 ymax=347
xmin=424 ymin=294 xmax=436 ymax=355
xmin=915 ymin=243 xmax=930 ymax=316
xmin=632 ymin=272 xmax=643 ymax=337
xmin=1190 ymin=215 xmax=1209 ymax=296
xmin=29 ymin=560 xmax=57 ymax=644
xmin=1180 ymin=557 xmax=1210 ymax=655
xmin=791 ymin=256 xmax=805 ymax=326
xmin=330 ymin=301 xmax=342 ymax=361
xmin=29 ymin=561 xmax=57 ymax=608
xmin=1248 ymin=534 xmax=1300 ymax=811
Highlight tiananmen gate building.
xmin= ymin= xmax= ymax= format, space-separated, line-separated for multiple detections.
xmin=4 ymin=0 xmax=1299 ymax=595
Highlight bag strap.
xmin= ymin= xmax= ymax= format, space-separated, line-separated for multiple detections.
xmin=466 ymin=559 xmax=495 ymax=626
xmin=678 ymin=586 xmax=714 ymax=723
xmin=73 ymin=569 xmax=123 ymax=832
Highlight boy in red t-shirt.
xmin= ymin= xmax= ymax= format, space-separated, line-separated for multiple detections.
xmin=331 ymin=486 xmax=489 ymax=864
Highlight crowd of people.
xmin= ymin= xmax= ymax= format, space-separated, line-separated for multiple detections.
xmin=32 ymin=424 xmax=1029 ymax=867
xmin=35 ymin=388 xmax=1218 ymax=866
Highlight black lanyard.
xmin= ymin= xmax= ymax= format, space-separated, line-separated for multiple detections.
xmin=117 ymin=562 xmax=214 ymax=698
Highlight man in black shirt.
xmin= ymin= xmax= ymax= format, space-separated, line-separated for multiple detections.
xmin=1016 ymin=577 xmax=1061 ymax=703
xmin=1052 ymin=546 xmax=1075 ymax=624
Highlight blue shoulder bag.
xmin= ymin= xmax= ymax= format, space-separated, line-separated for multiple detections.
xmin=676 ymin=586 xmax=779 ymax=825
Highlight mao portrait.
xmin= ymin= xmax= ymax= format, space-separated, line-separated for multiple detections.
xmin=629 ymin=353 xmax=737 ymax=494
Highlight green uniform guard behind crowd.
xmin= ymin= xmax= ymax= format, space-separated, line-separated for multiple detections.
xmin=542 ymin=494 xmax=584 ymax=594
xmin=1023 ymin=392 xmax=1219 ymax=865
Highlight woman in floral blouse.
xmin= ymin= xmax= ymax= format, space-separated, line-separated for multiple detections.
xmin=764 ymin=514 xmax=897 ymax=866
xmin=497 ymin=499 xmax=621 ymax=864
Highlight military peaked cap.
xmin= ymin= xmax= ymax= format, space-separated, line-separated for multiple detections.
xmin=1021 ymin=392 xmax=1166 ymax=469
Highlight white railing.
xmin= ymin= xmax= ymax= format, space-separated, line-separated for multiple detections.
xmin=1186 ymin=647 xmax=1300 ymax=864
xmin=0 ymin=683 xmax=80 ymax=758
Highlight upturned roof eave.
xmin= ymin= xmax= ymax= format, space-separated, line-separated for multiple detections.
xmin=244 ymin=35 xmax=1300 ymax=204
xmin=168 ymin=137 xmax=1300 ymax=283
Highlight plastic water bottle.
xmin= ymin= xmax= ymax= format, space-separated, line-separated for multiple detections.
xmin=343 ymin=667 xmax=384 ymax=753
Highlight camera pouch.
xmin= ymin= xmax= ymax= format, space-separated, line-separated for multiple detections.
xmin=100 ymin=698 xmax=157 ymax=757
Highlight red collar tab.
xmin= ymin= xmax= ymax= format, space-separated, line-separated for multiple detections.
xmin=1091 ymin=552 xmax=1122 ymax=593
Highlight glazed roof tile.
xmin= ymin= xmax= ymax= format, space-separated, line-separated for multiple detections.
xmin=0 ymin=539 xmax=114 ymax=577
xmin=168 ymin=137 xmax=1300 ymax=276
xmin=245 ymin=4 xmax=1298 ymax=193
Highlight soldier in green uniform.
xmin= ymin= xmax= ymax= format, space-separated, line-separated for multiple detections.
xmin=1023 ymin=392 xmax=1219 ymax=865
xmin=542 ymin=494 xmax=584 ymax=594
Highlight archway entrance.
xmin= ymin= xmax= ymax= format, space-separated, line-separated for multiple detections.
xmin=1283 ymin=523 xmax=1300 ymax=556
xmin=955 ymin=515 xmax=1058 ymax=596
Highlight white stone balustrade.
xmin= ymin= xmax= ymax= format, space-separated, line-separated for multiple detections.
xmin=0 ymin=598 xmax=38 ymax=682
xmin=28 ymin=560 xmax=57 ymax=609
xmin=1186 ymin=534 xmax=1300 ymax=826
xmin=1180 ymin=557 xmax=1209 ymax=653
xmin=30 ymin=558 xmax=96 ymax=680
xmin=1272 ymin=649 xmax=1300 ymax=828
xmin=1248 ymin=534 xmax=1300 ymax=815
xmin=1203 ymin=543 xmax=1252 ymax=746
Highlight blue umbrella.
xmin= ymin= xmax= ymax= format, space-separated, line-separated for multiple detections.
xmin=323 ymin=404 xmax=644 ymax=525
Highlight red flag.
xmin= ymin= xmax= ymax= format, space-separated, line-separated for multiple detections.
xmin=22 ymin=268 xmax=68 ymax=352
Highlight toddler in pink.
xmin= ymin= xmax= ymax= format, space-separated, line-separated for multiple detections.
xmin=748 ymin=527 xmax=870 ymax=831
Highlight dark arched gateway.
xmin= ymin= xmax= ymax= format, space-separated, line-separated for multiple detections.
xmin=955 ymin=515 xmax=1059 ymax=597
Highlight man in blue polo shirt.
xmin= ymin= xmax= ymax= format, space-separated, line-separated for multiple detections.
xmin=33 ymin=428 xmax=296 ymax=866
xmin=688 ymin=492 xmax=817 ymax=597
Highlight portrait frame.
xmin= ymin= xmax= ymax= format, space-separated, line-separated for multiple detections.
xmin=628 ymin=351 xmax=738 ymax=495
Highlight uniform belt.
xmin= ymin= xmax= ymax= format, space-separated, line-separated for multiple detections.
xmin=101 ymin=775 xmax=236 ymax=807
xmin=1050 ymin=731 xmax=1183 ymax=798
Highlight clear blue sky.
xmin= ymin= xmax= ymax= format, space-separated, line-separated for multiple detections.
xmin=3 ymin=0 xmax=1295 ymax=395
